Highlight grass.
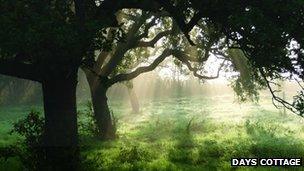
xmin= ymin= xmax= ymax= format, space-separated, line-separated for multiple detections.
xmin=1 ymin=94 xmax=304 ymax=170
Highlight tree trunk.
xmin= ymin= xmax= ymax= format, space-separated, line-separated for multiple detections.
xmin=127 ymin=88 xmax=140 ymax=113
xmin=41 ymin=72 xmax=79 ymax=170
xmin=90 ymin=83 xmax=116 ymax=140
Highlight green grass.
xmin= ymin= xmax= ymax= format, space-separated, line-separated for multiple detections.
xmin=1 ymin=94 xmax=304 ymax=170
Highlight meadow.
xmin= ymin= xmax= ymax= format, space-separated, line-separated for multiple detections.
xmin=1 ymin=91 xmax=304 ymax=170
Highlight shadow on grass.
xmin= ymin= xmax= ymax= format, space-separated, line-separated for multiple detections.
xmin=245 ymin=120 xmax=304 ymax=158
xmin=166 ymin=107 xmax=222 ymax=170
xmin=79 ymin=102 xmax=304 ymax=170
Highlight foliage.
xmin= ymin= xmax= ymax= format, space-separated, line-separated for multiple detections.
xmin=78 ymin=101 xmax=100 ymax=137
xmin=11 ymin=110 xmax=45 ymax=170
xmin=229 ymin=49 xmax=265 ymax=102
xmin=0 ymin=110 xmax=44 ymax=170
xmin=293 ymin=91 xmax=304 ymax=116
xmin=11 ymin=110 xmax=44 ymax=147
xmin=78 ymin=101 xmax=118 ymax=138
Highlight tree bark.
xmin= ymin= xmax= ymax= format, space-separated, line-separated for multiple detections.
xmin=90 ymin=82 xmax=116 ymax=140
xmin=127 ymin=87 xmax=140 ymax=113
xmin=85 ymin=72 xmax=116 ymax=139
xmin=41 ymin=72 xmax=79 ymax=170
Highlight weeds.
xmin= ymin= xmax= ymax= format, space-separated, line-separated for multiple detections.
xmin=78 ymin=101 xmax=100 ymax=137
xmin=0 ymin=110 xmax=45 ymax=170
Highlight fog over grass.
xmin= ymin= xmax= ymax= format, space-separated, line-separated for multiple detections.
xmin=1 ymin=75 xmax=304 ymax=170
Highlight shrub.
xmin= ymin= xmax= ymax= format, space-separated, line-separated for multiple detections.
xmin=0 ymin=110 xmax=45 ymax=170
xmin=11 ymin=110 xmax=44 ymax=148
xmin=78 ymin=101 xmax=100 ymax=137
xmin=78 ymin=101 xmax=118 ymax=138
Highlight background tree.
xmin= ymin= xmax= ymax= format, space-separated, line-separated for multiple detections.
xmin=124 ymin=81 xmax=140 ymax=114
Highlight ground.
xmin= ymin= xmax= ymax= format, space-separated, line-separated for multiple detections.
xmin=0 ymin=92 xmax=304 ymax=170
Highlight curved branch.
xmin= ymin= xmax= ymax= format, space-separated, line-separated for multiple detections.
xmin=154 ymin=0 xmax=203 ymax=45
xmin=259 ymin=69 xmax=298 ymax=115
xmin=172 ymin=50 xmax=208 ymax=63
xmin=172 ymin=50 xmax=225 ymax=80
xmin=96 ymin=0 xmax=201 ymax=45
xmin=107 ymin=49 xmax=173 ymax=86
xmin=137 ymin=30 xmax=172 ymax=48
xmin=137 ymin=16 xmax=157 ymax=40
xmin=95 ymin=0 xmax=160 ymax=27
xmin=99 ymin=16 xmax=148 ymax=76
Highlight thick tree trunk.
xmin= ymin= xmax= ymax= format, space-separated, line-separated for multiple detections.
xmin=90 ymin=83 xmax=116 ymax=140
xmin=127 ymin=88 xmax=140 ymax=113
xmin=41 ymin=73 xmax=79 ymax=170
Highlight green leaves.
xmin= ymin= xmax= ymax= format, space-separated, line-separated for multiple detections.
xmin=292 ymin=91 xmax=304 ymax=116
xmin=11 ymin=110 xmax=44 ymax=147
xmin=229 ymin=49 xmax=265 ymax=102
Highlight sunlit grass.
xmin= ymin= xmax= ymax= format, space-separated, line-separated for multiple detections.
xmin=79 ymin=94 xmax=304 ymax=170
xmin=1 ymin=93 xmax=304 ymax=170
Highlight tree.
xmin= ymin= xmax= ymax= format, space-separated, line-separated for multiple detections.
xmin=0 ymin=1 xmax=178 ymax=168
xmin=125 ymin=81 xmax=140 ymax=113
xmin=81 ymin=10 xmax=175 ymax=139
xmin=0 ymin=0 xmax=123 ymax=169
xmin=81 ymin=9 xmax=248 ymax=139
xmin=154 ymin=0 xmax=304 ymax=115
xmin=1 ymin=0 xmax=304 ymax=169
xmin=86 ymin=1 xmax=304 ymax=140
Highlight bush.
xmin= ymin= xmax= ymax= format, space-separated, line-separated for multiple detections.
xmin=0 ymin=110 xmax=45 ymax=170
xmin=78 ymin=101 xmax=118 ymax=139
xmin=78 ymin=101 xmax=100 ymax=137
xmin=11 ymin=110 xmax=44 ymax=148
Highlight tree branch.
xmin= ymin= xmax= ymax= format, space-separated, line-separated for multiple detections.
xmin=171 ymin=49 xmax=208 ymax=63
xmin=95 ymin=51 xmax=109 ymax=72
xmin=137 ymin=30 xmax=172 ymax=48
xmin=107 ymin=49 xmax=173 ymax=86
xmin=96 ymin=0 xmax=202 ymax=45
xmin=95 ymin=0 xmax=160 ymax=27
xmin=137 ymin=16 xmax=157 ymax=40
xmin=172 ymin=50 xmax=225 ymax=80
xmin=99 ymin=13 xmax=150 ymax=76
xmin=74 ymin=0 xmax=85 ymax=24
xmin=259 ymin=69 xmax=299 ymax=115
xmin=154 ymin=0 xmax=203 ymax=45
xmin=0 ymin=59 xmax=41 ymax=82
